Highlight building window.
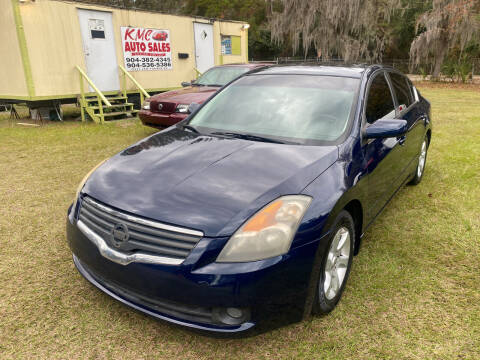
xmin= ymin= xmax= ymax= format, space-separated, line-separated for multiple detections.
xmin=221 ymin=35 xmax=241 ymax=55
xmin=89 ymin=19 xmax=105 ymax=39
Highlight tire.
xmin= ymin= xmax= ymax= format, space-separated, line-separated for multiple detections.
xmin=312 ymin=210 xmax=355 ymax=315
xmin=409 ymin=135 xmax=429 ymax=185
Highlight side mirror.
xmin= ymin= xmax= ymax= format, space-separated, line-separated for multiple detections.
xmin=364 ymin=119 xmax=408 ymax=139
xmin=187 ymin=102 xmax=201 ymax=114
xmin=181 ymin=81 xmax=191 ymax=87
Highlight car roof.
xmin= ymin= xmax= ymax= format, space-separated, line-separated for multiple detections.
xmin=215 ymin=63 xmax=270 ymax=69
xmin=250 ymin=64 xmax=382 ymax=78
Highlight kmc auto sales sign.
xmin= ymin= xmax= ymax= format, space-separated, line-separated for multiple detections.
xmin=121 ymin=27 xmax=172 ymax=71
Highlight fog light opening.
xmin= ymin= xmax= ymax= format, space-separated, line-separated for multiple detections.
xmin=226 ymin=307 xmax=243 ymax=319
xmin=212 ymin=307 xmax=250 ymax=326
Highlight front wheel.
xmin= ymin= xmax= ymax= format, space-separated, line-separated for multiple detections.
xmin=312 ymin=211 xmax=354 ymax=315
xmin=409 ymin=136 xmax=428 ymax=185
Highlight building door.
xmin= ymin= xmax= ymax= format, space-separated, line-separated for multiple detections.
xmin=193 ymin=22 xmax=215 ymax=73
xmin=77 ymin=9 xmax=120 ymax=92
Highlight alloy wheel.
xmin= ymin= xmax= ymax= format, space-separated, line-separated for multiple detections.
xmin=417 ymin=140 xmax=427 ymax=178
xmin=323 ymin=227 xmax=351 ymax=300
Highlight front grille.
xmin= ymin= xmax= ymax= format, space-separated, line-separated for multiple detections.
xmin=78 ymin=196 xmax=203 ymax=261
xmin=150 ymin=100 xmax=176 ymax=113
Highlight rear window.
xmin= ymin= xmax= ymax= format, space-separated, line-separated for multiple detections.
xmin=389 ymin=72 xmax=413 ymax=111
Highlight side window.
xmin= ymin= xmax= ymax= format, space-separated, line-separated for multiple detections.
xmin=389 ymin=72 xmax=413 ymax=111
xmin=365 ymin=73 xmax=395 ymax=124
xmin=407 ymin=79 xmax=417 ymax=102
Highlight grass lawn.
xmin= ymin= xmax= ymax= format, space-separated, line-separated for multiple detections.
xmin=0 ymin=85 xmax=479 ymax=359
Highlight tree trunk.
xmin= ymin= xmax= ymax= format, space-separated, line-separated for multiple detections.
xmin=432 ymin=42 xmax=448 ymax=79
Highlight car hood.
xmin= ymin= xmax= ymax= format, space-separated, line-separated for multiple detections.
xmin=83 ymin=128 xmax=338 ymax=237
xmin=150 ymin=86 xmax=219 ymax=104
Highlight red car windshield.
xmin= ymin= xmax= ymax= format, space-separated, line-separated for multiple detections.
xmin=195 ymin=67 xmax=251 ymax=87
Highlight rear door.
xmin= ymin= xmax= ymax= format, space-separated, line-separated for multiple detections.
xmin=387 ymin=71 xmax=425 ymax=171
xmin=78 ymin=9 xmax=120 ymax=91
xmin=363 ymin=71 xmax=409 ymax=219
xmin=193 ymin=23 xmax=215 ymax=73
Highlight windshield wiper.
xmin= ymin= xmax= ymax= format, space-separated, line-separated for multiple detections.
xmin=182 ymin=124 xmax=200 ymax=134
xmin=210 ymin=131 xmax=294 ymax=144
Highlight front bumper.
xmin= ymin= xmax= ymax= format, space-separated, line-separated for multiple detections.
xmin=66 ymin=209 xmax=320 ymax=333
xmin=73 ymin=254 xmax=255 ymax=332
xmin=139 ymin=110 xmax=187 ymax=128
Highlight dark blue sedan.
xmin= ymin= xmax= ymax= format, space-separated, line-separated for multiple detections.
xmin=66 ymin=64 xmax=432 ymax=333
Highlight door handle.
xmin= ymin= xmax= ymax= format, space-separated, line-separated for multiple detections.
xmin=397 ymin=136 xmax=406 ymax=146
xmin=418 ymin=115 xmax=429 ymax=125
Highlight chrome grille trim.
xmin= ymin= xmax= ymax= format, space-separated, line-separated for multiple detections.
xmin=77 ymin=220 xmax=183 ymax=265
xmin=83 ymin=197 xmax=203 ymax=237
xmin=77 ymin=196 xmax=203 ymax=266
xmin=150 ymin=100 xmax=176 ymax=113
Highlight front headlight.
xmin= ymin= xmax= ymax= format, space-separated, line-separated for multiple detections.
xmin=175 ymin=104 xmax=189 ymax=113
xmin=72 ymin=159 xmax=107 ymax=213
xmin=142 ymin=98 xmax=151 ymax=110
xmin=216 ymin=195 xmax=312 ymax=263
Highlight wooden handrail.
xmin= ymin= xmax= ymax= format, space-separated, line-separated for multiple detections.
xmin=194 ymin=68 xmax=203 ymax=78
xmin=119 ymin=65 xmax=150 ymax=98
xmin=75 ymin=65 xmax=112 ymax=106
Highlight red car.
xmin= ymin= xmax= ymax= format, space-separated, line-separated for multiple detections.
xmin=152 ymin=31 xmax=168 ymax=41
xmin=139 ymin=63 xmax=268 ymax=129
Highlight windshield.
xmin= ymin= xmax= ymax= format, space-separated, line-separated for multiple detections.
xmin=195 ymin=66 xmax=251 ymax=86
xmin=189 ymin=75 xmax=360 ymax=144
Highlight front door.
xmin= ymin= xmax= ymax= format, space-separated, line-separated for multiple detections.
xmin=193 ymin=22 xmax=215 ymax=73
xmin=78 ymin=9 xmax=120 ymax=92
xmin=363 ymin=71 xmax=409 ymax=220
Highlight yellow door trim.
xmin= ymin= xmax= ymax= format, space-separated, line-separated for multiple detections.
xmin=245 ymin=28 xmax=249 ymax=62
xmin=11 ymin=0 xmax=35 ymax=98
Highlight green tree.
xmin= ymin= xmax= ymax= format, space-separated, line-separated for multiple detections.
xmin=410 ymin=0 xmax=480 ymax=78
xmin=268 ymin=0 xmax=404 ymax=62
xmin=384 ymin=0 xmax=432 ymax=59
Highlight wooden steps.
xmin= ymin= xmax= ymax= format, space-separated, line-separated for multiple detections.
xmin=77 ymin=65 xmax=150 ymax=124
xmin=79 ymin=93 xmax=138 ymax=123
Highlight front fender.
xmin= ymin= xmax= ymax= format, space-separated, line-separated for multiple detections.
xmin=296 ymin=137 xmax=368 ymax=319
xmin=298 ymin=136 xmax=368 ymax=251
